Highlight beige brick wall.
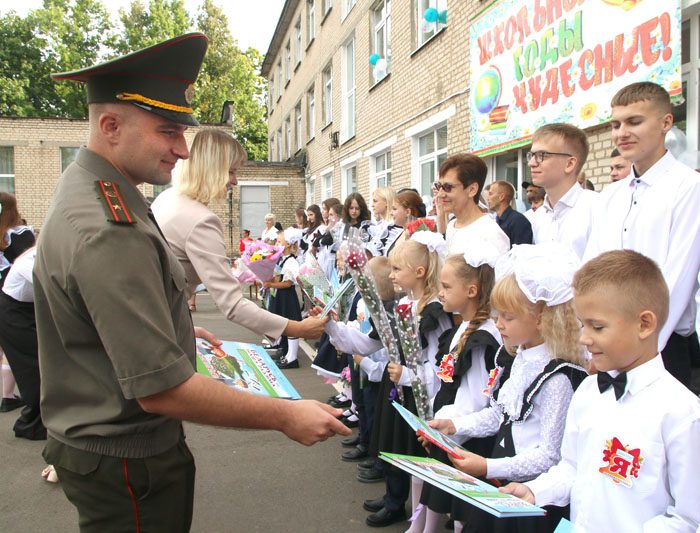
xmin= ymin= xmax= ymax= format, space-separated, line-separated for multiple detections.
xmin=266 ymin=0 xmax=623 ymax=204
xmin=0 ymin=117 xmax=305 ymax=256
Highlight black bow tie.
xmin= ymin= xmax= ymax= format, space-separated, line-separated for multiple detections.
xmin=597 ymin=371 xmax=627 ymax=400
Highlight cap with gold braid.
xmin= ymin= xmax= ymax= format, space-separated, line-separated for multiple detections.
xmin=51 ymin=33 xmax=208 ymax=126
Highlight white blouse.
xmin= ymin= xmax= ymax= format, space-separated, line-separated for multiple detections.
xmin=445 ymin=215 xmax=510 ymax=256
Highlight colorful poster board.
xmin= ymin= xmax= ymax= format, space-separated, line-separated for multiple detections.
xmin=380 ymin=452 xmax=546 ymax=518
xmin=196 ymin=339 xmax=301 ymax=400
xmin=469 ymin=0 xmax=682 ymax=155
xmin=392 ymin=401 xmax=466 ymax=459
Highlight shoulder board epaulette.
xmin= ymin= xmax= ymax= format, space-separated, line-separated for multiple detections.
xmin=95 ymin=180 xmax=136 ymax=225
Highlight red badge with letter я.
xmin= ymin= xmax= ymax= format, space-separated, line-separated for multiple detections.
xmin=599 ymin=437 xmax=643 ymax=488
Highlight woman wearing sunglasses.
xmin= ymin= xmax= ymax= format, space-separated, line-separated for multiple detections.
xmin=434 ymin=154 xmax=510 ymax=256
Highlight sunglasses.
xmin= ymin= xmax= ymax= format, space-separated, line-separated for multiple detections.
xmin=433 ymin=181 xmax=463 ymax=193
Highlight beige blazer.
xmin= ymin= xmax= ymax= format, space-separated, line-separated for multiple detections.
xmin=151 ymin=188 xmax=287 ymax=339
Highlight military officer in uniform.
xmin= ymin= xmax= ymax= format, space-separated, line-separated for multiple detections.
xmin=34 ymin=33 xmax=350 ymax=532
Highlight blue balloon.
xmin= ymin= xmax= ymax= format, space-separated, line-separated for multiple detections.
xmin=438 ymin=9 xmax=447 ymax=24
xmin=474 ymin=68 xmax=502 ymax=115
xmin=369 ymin=53 xmax=380 ymax=66
xmin=424 ymin=7 xmax=438 ymax=23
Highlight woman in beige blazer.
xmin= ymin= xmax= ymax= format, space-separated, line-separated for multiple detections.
xmin=151 ymin=128 xmax=325 ymax=341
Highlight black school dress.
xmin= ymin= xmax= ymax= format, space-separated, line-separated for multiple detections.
xmin=267 ymin=255 xmax=302 ymax=322
xmin=311 ymin=291 xmax=361 ymax=378
xmin=419 ymin=325 xmax=501 ymax=513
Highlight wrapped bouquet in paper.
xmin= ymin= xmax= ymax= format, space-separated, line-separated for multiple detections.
xmin=241 ymin=240 xmax=284 ymax=282
xmin=395 ymin=299 xmax=432 ymax=420
xmin=297 ymin=250 xmax=332 ymax=300
xmin=232 ymin=258 xmax=257 ymax=284
xmin=341 ymin=227 xmax=404 ymax=402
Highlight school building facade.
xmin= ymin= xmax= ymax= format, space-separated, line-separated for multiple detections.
xmin=262 ymin=0 xmax=700 ymax=207
xmin=0 ymin=117 xmax=306 ymax=255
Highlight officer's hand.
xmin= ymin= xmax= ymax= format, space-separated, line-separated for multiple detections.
xmin=299 ymin=315 xmax=329 ymax=339
xmin=194 ymin=327 xmax=221 ymax=346
xmin=280 ymin=400 xmax=351 ymax=445
xmin=499 ymin=483 xmax=536 ymax=504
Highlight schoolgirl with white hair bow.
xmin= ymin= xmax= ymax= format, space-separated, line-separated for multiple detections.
xmin=429 ymin=243 xmax=588 ymax=533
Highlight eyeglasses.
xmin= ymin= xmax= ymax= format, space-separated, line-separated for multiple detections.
xmin=525 ymin=151 xmax=573 ymax=163
xmin=433 ymin=181 xmax=463 ymax=193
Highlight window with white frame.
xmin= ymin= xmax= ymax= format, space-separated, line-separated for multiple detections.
xmin=60 ymin=147 xmax=79 ymax=173
xmin=307 ymin=86 xmax=316 ymax=140
xmin=341 ymin=0 xmax=356 ymax=20
xmin=285 ymin=116 xmax=292 ymax=159
xmin=371 ymin=150 xmax=392 ymax=191
xmin=276 ymin=128 xmax=282 ymax=162
xmin=415 ymin=0 xmax=447 ymax=48
xmin=322 ymin=171 xmax=333 ymax=199
xmin=285 ymin=40 xmax=291 ymax=83
xmin=341 ymin=36 xmax=356 ymax=142
xmin=295 ymin=101 xmax=302 ymax=152
xmin=323 ymin=0 xmax=332 ymax=16
xmin=415 ymin=124 xmax=448 ymax=197
xmin=679 ymin=6 xmax=700 ymax=158
xmin=322 ymin=64 xmax=333 ymax=126
xmin=294 ymin=17 xmax=302 ymax=65
xmin=342 ymin=164 xmax=357 ymax=197
xmin=269 ymin=76 xmax=275 ymax=108
xmin=277 ymin=61 xmax=283 ymax=98
xmin=371 ymin=0 xmax=391 ymax=84
xmin=270 ymin=137 xmax=275 ymax=161
xmin=306 ymin=176 xmax=316 ymax=205
xmin=307 ymin=0 xmax=316 ymax=44
xmin=0 ymin=146 xmax=15 ymax=194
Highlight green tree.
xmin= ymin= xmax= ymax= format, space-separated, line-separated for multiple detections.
xmin=195 ymin=0 xmax=268 ymax=159
xmin=115 ymin=0 xmax=191 ymax=54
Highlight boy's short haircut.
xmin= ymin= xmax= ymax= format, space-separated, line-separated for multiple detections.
xmin=611 ymin=81 xmax=672 ymax=115
xmin=573 ymin=250 xmax=669 ymax=328
xmin=369 ymin=256 xmax=395 ymax=301
xmin=532 ymin=123 xmax=589 ymax=174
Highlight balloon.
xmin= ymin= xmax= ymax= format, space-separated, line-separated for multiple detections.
xmin=665 ymin=126 xmax=688 ymax=158
xmin=424 ymin=7 xmax=439 ymax=22
xmin=375 ymin=58 xmax=388 ymax=71
xmin=474 ymin=67 xmax=502 ymax=115
xmin=438 ymin=9 xmax=447 ymax=24
xmin=373 ymin=64 xmax=387 ymax=81
xmin=369 ymin=53 xmax=380 ymax=66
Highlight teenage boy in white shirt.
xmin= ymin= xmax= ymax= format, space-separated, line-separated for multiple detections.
xmin=501 ymin=250 xmax=700 ymax=532
xmin=529 ymin=123 xmax=597 ymax=258
xmin=583 ymin=82 xmax=700 ymax=387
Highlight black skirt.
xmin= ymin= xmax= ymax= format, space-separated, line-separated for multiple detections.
xmin=311 ymin=332 xmax=347 ymax=377
xmin=268 ymin=286 xmax=301 ymax=322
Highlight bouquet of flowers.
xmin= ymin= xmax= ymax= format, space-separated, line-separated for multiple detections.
xmin=232 ymin=258 xmax=258 ymax=284
xmin=241 ymin=240 xmax=284 ymax=282
xmin=395 ymin=300 xmax=431 ymax=421
xmin=341 ymin=228 xmax=404 ymax=402
xmin=297 ymin=253 xmax=332 ymax=301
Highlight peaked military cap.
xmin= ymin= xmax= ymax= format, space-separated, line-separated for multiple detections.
xmin=51 ymin=33 xmax=208 ymax=126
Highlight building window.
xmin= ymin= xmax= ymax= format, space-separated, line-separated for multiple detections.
xmin=240 ymin=185 xmax=271 ymax=242
xmin=60 ymin=147 xmax=79 ymax=173
xmin=371 ymin=0 xmax=391 ymax=83
xmin=0 ymin=146 xmax=15 ymax=194
xmin=341 ymin=0 xmax=356 ymax=20
xmin=307 ymin=176 xmax=316 ymax=205
xmin=277 ymin=61 xmax=283 ymax=99
xmin=322 ymin=171 xmax=333 ymax=199
xmin=307 ymin=86 xmax=316 ymax=140
xmin=323 ymin=0 xmax=332 ymax=17
xmin=285 ymin=40 xmax=291 ymax=83
xmin=415 ymin=124 xmax=448 ymax=197
xmin=294 ymin=17 xmax=302 ymax=66
xmin=322 ymin=64 xmax=333 ymax=126
xmin=307 ymin=0 xmax=316 ymax=44
xmin=285 ymin=116 xmax=292 ymax=159
xmin=415 ymin=0 xmax=447 ymax=48
xmin=341 ymin=36 xmax=356 ymax=142
xmin=276 ymin=128 xmax=282 ymax=162
xmin=269 ymin=76 xmax=275 ymax=108
xmin=342 ymin=164 xmax=357 ymax=198
xmin=679 ymin=8 xmax=700 ymax=158
xmin=270 ymin=137 xmax=275 ymax=162
xmin=371 ymin=150 xmax=392 ymax=191
xmin=295 ymin=101 xmax=303 ymax=152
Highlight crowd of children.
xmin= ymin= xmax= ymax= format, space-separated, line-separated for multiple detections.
xmin=243 ymin=81 xmax=700 ymax=532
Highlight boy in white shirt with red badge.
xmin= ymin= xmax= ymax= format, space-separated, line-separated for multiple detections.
xmin=583 ymin=82 xmax=700 ymax=388
xmin=501 ymin=250 xmax=700 ymax=532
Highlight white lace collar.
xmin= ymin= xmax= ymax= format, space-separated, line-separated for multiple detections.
xmin=497 ymin=343 xmax=552 ymax=419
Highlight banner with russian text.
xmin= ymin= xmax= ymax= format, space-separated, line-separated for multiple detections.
xmin=468 ymin=0 xmax=681 ymax=156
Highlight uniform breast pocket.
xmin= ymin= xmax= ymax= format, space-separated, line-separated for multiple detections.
xmin=598 ymin=436 xmax=665 ymax=495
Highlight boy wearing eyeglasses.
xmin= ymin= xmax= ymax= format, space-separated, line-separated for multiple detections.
xmin=528 ymin=123 xmax=597 ymax=258
xmin=583 ymin=82 xmax=700 ymax=389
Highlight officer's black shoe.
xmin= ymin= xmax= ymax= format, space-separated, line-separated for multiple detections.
xmin=362 ymin=497 xmax=385 ymax=513
xmin=342 ymin=445 xmax=368 ymax=462
xmin=341 ymin=434 xmax=360 ymax=448
xmin=366 ymin=506 xmax=406 ymax=527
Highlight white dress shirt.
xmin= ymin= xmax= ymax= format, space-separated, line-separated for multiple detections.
xmin=2 ymin=247 xmax=36 ymax=302
xmin=532 ymin=182 xmax=597 ymax=258
xmin=583 ymin=151 xmax=700 ymax=348
xmin=445 ymin=215 xmax=510 ymax=256
xmin=523 ymin=208 xmax=537 ymax=224
xmin=526 ymin=356 xmax=700 ymax=532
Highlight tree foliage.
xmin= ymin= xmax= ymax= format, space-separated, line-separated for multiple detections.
xmin=0 ymin=0 xmax=269 ymax=159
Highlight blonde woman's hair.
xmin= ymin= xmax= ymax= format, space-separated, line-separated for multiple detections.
xmin=389 ymin=239 xmax=440 ymax=315
xmin=445 ymin=255 xmax=495 ymax=355
xmin=175 ymin=128 xmax=247 ymax=204
xmin=491 ymin=274 xmax=584 ymax=364
xmin=374 ymin=187 xmax=397 ymax=222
